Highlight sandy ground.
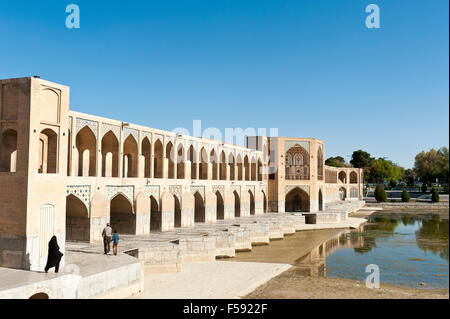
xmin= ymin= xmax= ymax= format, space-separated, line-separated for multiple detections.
xmin=244 ymin=268 xmax=449 ymax=299
xmin=131 ymin=261 xmax=291 ymax=299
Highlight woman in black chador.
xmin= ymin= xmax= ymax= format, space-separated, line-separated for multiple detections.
xmin=44 ymin=236 xmax=63 ymax=273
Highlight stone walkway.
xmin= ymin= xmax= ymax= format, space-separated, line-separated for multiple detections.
xmin=131 ymin=261 xmax=291 ymax=299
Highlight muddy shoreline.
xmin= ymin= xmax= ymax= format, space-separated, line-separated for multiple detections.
xmin=244 ymin=268 xmax=449 ymax=299
xmin=351 ymin=208 xmax=449 ymax=219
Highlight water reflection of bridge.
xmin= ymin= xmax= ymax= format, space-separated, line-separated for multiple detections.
xmin=293 ymin=227 xmax=365 ymax=277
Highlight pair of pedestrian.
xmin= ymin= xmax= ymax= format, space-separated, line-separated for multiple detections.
xmin=102 ymin=223 xmax=119 ymax=255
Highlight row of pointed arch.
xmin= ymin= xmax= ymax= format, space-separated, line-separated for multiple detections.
xmin=65 ymin=187 xmax=268 ymax=241
xmin=69 ymin=125 xmax=265 ymax=181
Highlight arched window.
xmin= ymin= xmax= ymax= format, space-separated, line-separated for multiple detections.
xmin=76 ymin=126 xmax=96 ymax=177
xmin=350 ymin=171 xmax=358 ymax=184
xmin=154 ymin=139 xmax=163 ymax=178
xmin=188 ymin=144 xmax=197 ymax=179
xmin=228 ymin=153 xmax=235 ymax=181
xmin=285 ymin=144 xmax=309 ymax=180
xmin=165 ymin=142 xmax=175 ymax=179
xmin=317 ymin=146 xmax=324 ymax=180
xmin=123 ymin=135 xmax=138 ymax=178
xmin=141 ymin=137 xmax=151 ymax=178
xmin=338 ymin=171 xmax=347 ymax=183
xmin=39 ymin=129 xmax=58 ymax=173
xmin=176 ymin=144 xmax=185 ymax=179
xmin=102 ymin=131 xmax=119 ymax=177
xmin=0 ymin=129 xmax=17 ymax=172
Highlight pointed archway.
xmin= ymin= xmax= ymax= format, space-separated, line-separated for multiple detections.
xmin=249 ymin=190 xmax=255 ymax=215
xmin=318 ymin=189 xmax=323 ymax=211
xmin=66 ymin=194 xmax=90 ymax=242
xmin=102 ymin=131 xmax=119 ymax=177
xmin=110 ymin=193 xmax=135 ymax=234
xmin=76 ymin=126 xmax=97 ymax=177
xmin=154 ymin=139 xmax=163 ymax=178
xmin=216 ymin=191 xmax=224 ymax=220
xmin=166 ymin=141 xmax=175 ymax=179
xmin=339 ymin=187 xmax=347 ymax=200
xmin=194 ymin=192 xmax=205 ymax=223
xmin=233 ymin=191 xmax=241 ymax=217
xmin=174 ymin=195 xmax=182 ymax=228
xmin=150 ymin=196 xmax=161 ymax=232
xmin=285 ymin=187 xmax=310 ymax=212
xmin=142 ymin=137 xmax=151 ymax=178
xmin=0 ymin=129 xmax=17 ymax=172
xmin=177 ymin=144 xmax=185 ymax=179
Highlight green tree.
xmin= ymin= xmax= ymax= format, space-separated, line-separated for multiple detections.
xmin=401 ymin=189 xmax=410 ymax=202
xmin=431 ymin=188 xmax=440 ymax=203
xmin=414 ymin=147 xmax=449 ymax=185
xmin=350 ymin=150 xmax=374 ymax=168
xmin=374 ymin=184 xmax=387 ymax=202
xmin=421 ymin=183 xmax=427 ymax=193
xmin=325 ymin=156 xmax=346 ymax=167
xmin=438 ymin=147 xmax=449 ymax=183
xmin=403 ymin=169 xmax=416 ymax=186
xmin=368 ymin=158 xmax=403 ymax=184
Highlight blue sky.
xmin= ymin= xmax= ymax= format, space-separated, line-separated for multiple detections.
xmin=0 ymin=0 xmax=448 ymax=168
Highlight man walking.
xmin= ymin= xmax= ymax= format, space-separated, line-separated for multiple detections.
xmin=102 ymin=223 xmax=113 ymax=255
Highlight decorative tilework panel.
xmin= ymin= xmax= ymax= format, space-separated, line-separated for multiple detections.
xmin=106 ymin=186 xmax=135 ymax=205
xmin=144 ymin=185 xmax=160 ymax=204
xmin=190 ymin=186 xmax=205 ymax=199
xmin=76 ymin=118 xmax=98 ymax=138
xmin=285 ymin=185 xmax=310 ymax=196
xmin=230 ymin=185 xmax=241 ymax=198
xmin=66 ymin=185 xmax=91 ymax=211
xmin=124 ymin=127 xmax=139 ymax=142
xmin=211 ymin=185 xmax=225 ymax=198
xmin=168 ymin=185 xmax=182 ymax=201
xmin=102 ymin=123 xmax=121 ymax=141
xmin=142 ymin=131 xmax=152 ymax=142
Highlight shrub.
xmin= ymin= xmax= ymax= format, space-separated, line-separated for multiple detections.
xmin=421 ymin=183 xmax=427 ymax=193
xmin=401 ymin=189 xmax=410 ymax=202
xmin=431 ymin=188 xmax=440 ymax=203
xmin=375 ymin=184 xmax=387 ymax=202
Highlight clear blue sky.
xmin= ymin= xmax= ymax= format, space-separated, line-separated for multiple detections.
xmin=1 ymin=0 xmax=448 ymax=168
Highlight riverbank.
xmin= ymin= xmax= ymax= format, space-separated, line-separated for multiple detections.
xmin=351 ymin=207 xmax=449 ymax=219
xmin=244 ymin=269 xmax=449 ymax=299
xmin=365 ymin=202 xmax=448 ymax=210
xmin=244 ymin=208 xmax=449 ymax=299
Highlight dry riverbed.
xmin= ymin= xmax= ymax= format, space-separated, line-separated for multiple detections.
xmin=244 ymin=268 xmax=449 ymax=299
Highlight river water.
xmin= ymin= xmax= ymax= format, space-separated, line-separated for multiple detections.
xmin=230 ymin=210 xmax=449 ymax=289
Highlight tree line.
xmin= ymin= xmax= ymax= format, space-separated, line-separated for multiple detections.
xmin=325 ymin=147 xmax=449 ymax=187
